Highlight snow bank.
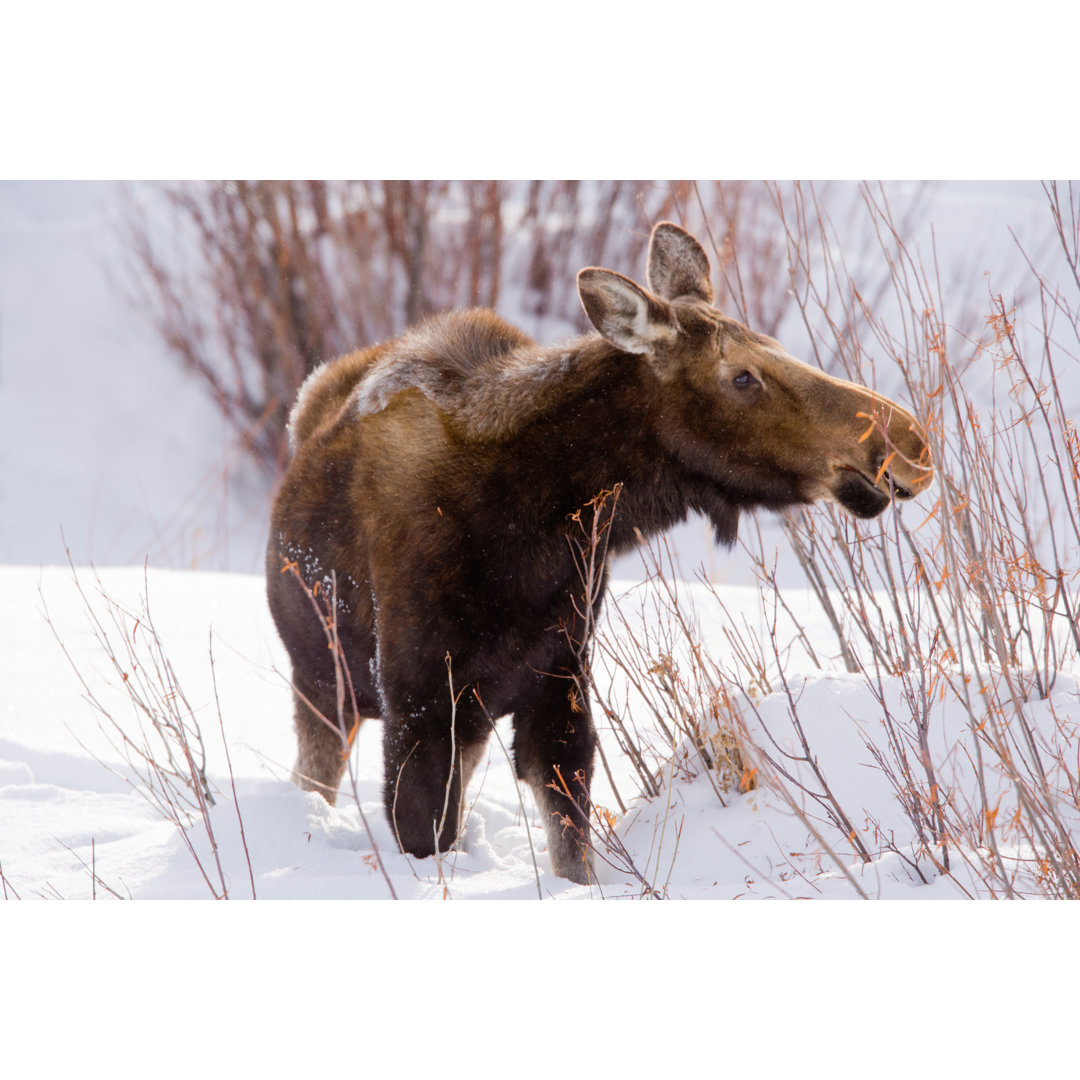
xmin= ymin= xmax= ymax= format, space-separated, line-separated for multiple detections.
xmin=6 ymin=564 xmax=1075 ymax=901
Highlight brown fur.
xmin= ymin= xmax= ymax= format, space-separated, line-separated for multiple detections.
xmin=266 ymin=222 xmax=933 ymax=883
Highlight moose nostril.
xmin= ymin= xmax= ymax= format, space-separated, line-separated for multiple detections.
xmin=872 ymin=453 xmax=916 ymax=500
xmin=883 ymin=469 xmax=914 ymax=499
xmin=877 ymin=464 xmax=913 ymax=500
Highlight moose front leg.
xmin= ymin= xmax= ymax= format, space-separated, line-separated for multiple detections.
xmin=512 ymin=670 xmax=597 ymax=885
xmin=382 ymin=711 xmax=490 ymax=861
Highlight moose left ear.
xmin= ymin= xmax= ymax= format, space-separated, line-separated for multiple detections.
xmin=647 ymin=222 xmax=713 ymax=303
xmin=577 ymin=268 xmax=678 ymax=355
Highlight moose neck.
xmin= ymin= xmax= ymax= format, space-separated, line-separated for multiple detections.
xmin=502 ymin=339 xmax=737 ymax=556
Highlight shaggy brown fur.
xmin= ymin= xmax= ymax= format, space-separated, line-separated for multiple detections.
xmin=266 ymin=222 xmax=934 ymax=883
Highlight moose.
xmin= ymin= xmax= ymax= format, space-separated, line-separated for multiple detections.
xmin=266 ymin=221 xmax=933 ymax=884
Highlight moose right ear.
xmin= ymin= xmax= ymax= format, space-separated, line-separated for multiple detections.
xmin=646 ymin=222 xmax=713 ymax=302
xmin=577 ymin=268 xmax=678 ymax=355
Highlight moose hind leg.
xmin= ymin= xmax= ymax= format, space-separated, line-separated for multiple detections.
xmin=291 ymin=678 xmax=373 ymax=806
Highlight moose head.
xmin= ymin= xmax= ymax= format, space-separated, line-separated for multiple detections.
xmin=577 ymin=223 xmax=933 ymax=532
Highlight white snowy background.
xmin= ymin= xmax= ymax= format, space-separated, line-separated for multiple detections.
xmin=2 ymin=177 xmax=1069 ymax=903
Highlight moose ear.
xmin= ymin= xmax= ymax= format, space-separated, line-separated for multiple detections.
xmin=577 ymin=268 xmax=679 ymax=354
xmin=646 ymin=222 xmax=713 ymax=303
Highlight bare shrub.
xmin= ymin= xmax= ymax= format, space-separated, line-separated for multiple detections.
xmin=43 ymin=550 xmax=255 ymax=899
xmin=696 ymin=181 xmax=1080 ymax=897
xmin=588 ymin=537 xmax=757 ymax=810
xmin=0 ymin=858 xmax=20 ymax=900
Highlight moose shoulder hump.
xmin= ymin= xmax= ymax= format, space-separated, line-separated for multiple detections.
xmin=350 ymin=308 xmax=618 ymax=441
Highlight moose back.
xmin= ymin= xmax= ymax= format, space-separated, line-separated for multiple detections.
xmin=266 ymin=221 xmax=933 ymax=883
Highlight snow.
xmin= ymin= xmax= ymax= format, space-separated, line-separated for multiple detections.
xmin=4 ymin=561 xmax=1076 ymax=903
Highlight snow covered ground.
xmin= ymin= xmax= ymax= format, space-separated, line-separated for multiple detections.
xmin=5 ymin=561 xmax=1077 ymax=903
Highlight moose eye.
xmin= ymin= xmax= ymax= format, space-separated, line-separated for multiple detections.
xmin=732 ymin=370 xmax=759 ymax=389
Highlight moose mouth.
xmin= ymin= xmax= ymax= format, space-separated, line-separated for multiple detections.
xmin=835 ymin=466 xmax=913 ymax=519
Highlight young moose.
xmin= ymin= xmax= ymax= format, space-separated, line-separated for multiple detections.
xmin=267 ymin=222 xmax=934 ymax=884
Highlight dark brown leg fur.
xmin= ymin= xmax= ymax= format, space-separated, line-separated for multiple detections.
xmin=512 ymin=669 xmax=597 ymax=885
xmin=383 ymin=718 xmax=490 ymax=859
